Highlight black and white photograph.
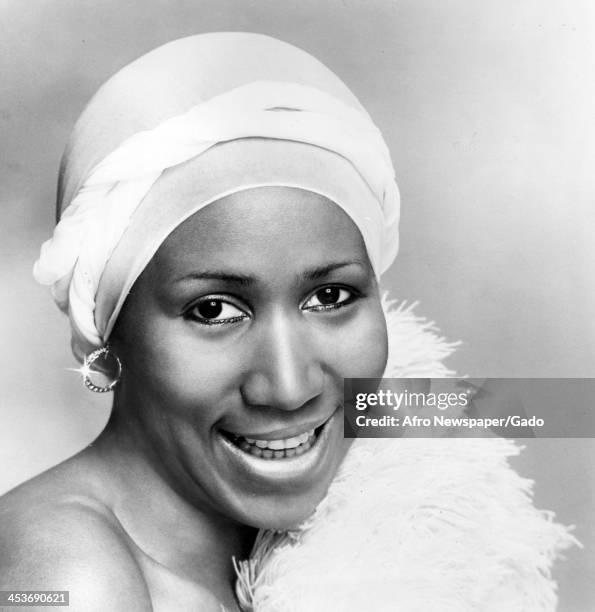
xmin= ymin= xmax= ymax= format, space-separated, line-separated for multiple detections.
xmin=0 ymin=2 xmax=593 ymax=610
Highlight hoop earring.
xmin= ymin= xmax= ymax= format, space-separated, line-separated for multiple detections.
xmin=82 ymin=346 xmax=122 ymax=393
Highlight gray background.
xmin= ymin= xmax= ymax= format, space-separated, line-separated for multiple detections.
xmin=1 ymin=1 xmax=593 ymax=609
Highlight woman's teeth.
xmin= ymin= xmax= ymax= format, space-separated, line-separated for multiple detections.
xmin=231 ymin=430 xmax=316 ymax=459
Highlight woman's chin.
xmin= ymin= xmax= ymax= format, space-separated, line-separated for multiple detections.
xmin=237 ymin=491 xmax=326 ymax=532
xmin=210 ymin=408 xmax=350 ymax=530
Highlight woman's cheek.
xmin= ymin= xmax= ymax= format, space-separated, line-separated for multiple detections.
xmin=152 ymin=351 xmax=233 ymax=405
xmin=333 ymin=305 xmax=388 ymax=379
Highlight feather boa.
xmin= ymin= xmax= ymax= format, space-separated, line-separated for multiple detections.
xmin=234 ymin=296 xmax=578 ymax=611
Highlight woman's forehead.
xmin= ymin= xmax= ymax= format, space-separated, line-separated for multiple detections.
xmin=152 ymin=186 xmax=371 ymax=275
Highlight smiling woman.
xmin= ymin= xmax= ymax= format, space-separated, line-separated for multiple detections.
xmin=0 ymin=31 xmax=574 ymax=612
xmin=109 ymin=187 xmax=386 ymax=531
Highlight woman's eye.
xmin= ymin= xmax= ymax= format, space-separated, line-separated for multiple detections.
xmin=303 ymin=286 xmax=355 ymax=311
xmin=187 ymin=298 xmax=248 ymax=325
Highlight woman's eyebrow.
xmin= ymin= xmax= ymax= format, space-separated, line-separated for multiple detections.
xmin=174 ymin=271 xmax=255 ymax=285
xmin=300 ymin=260 xmax=368 ymax=281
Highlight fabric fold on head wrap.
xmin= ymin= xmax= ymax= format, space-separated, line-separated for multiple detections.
xmin=33 ymin=32 xmax=400 ymax=361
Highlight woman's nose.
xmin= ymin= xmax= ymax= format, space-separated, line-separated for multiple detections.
xmin=240 ymin=312 xmax=324 ymax=411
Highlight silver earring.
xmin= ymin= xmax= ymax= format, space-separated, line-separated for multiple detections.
xmin=82 ymin=345 xmax=122 ymax=393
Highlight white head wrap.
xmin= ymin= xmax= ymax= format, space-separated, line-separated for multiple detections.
xmin=33 ymin=32 xmax=400 ymax=361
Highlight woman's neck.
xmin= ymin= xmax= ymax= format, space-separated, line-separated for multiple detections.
xmin=85 ymin=414 xmax=256 ymax=594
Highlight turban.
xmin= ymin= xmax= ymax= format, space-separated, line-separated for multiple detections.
xmin=33 ymin=32 xmax=400 ymax=361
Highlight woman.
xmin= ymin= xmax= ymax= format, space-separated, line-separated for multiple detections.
xmin=0 ymin=33 xmax=574 ymax=611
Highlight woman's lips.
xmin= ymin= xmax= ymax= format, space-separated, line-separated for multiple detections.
xmin=220 ymin=412 xmax=332 ymax=460
xmin=225 ymin=413 xmax=332 ymax=441
xmin=216 ymin=408 xmax=340 ymax=484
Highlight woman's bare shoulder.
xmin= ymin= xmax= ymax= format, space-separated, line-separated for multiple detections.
xmin=0 ymin=461 xmax=152 ymax=611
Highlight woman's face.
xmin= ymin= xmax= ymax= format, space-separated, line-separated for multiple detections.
xmin=112 ymin=186 xmax=388 ymax=529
